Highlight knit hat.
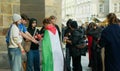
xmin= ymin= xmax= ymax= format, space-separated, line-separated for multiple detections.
xmin=12 ymin=14 xmax=21 ymax=22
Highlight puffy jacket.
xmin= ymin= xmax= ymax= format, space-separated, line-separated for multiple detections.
xmin=70 ymin=29 xmax=85 ymax=57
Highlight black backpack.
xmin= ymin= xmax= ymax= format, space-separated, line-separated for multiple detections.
xmin=75 ymin=29 xmax=86 ymax=48
xmin=76 ymin=29 xmax=87 ymax=56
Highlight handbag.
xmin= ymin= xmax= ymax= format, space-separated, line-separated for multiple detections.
xmin=24 ymin=28 xmax=37 ymax=52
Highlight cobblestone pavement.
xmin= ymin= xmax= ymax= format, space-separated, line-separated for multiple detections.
xmin=0 ymin=53 xmax=91 ymax=71
xmin=82 ymin=53 xmax=92 ymax=71
xmin=0 ymin=69 xmax=10 ymax=71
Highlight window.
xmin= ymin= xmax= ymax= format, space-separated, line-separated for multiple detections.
xmin=119 ymin=3 xmax=120 ymax=12
xmin=77 ymin=0 xmax=81 ymax=4
xmin=76 ymin=7 xmax=79 ymax=18
xmin=114 ymin=3 xmax=117 ymax=12
xmin=88 ymin=0 xmax=91 ymax=1
xmin=79 ymin=6 xmax=82 ymax=14
xmin=99 ymin=4 xmax=104 ymax=13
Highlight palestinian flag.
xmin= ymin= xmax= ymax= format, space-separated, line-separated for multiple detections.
xmin=42 ymin=24 xmax=64 ymax=71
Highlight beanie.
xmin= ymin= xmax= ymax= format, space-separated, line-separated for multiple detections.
xmin=13 ymin=14 xmax=21 ymax=22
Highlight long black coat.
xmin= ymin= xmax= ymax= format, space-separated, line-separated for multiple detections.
xmin=87 ymin=27 xmax=103 ymax=71
xmin=99 ymin=24 xmax=120 ymax=71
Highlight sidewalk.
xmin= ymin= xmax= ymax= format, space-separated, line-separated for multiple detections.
xmin=0 ymin=53 xmax=91 ymax=71
xmin=0 ymin=69 xmax=10 ymax=71
xmin=81 ymin=53 xmax=92 ymax=71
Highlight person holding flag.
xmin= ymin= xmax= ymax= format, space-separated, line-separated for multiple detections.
xmin=42 ymin=18 xmax=64 ymax=71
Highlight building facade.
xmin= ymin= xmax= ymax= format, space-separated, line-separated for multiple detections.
xmin=109 ymin=0 xmax=120 ymax=18
xmin=62 ymin=0 xmax=120 ymax=25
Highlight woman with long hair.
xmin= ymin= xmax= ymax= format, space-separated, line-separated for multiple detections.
xmin=99 ymin=13 xmax=120 ymax=71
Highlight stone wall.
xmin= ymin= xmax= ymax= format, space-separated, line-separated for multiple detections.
xmin=0 ymin=0 xmax=20 ymax=51
xmin=45 ymin=0 xmax=62 ymax=30
xmin=20 ymin=0 xmax=62 ymax=28
xmin=0 ymin=0 xmax=61 ymax=68
xmin=0 ymin=0 xmax=20 ymax=68
xmin=20 ymin=0 xmax=45 ymax=26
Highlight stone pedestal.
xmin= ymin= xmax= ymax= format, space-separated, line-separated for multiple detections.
xmin=0 ymin=51 xmax=10 ymax=68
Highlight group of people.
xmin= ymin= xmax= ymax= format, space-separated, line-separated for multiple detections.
xmin=6 ymin=14 xmax=64 ymax=71
xmin=63 ymin=13 xmax=120 ymax=71
xmin=5 ymin=12 xmax=120 ymax=71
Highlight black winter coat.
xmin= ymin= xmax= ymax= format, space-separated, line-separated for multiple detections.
xmin=70 ymin=29 xmax=84 ymax=57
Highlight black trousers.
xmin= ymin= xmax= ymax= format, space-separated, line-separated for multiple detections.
xmin=66 ymin=48 xmax=71 ymax=71
xmin=92 ymin=41 xmax=103 ymax=71
xmin=72 ymin=55 xmax=82 ymax=71
xmin=92 ymin=48 xmax=102 ymax=71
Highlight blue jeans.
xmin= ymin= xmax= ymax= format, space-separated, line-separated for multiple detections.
xmin=8 ymin=48 xmax=22 ymax=71
xmin=27 ymin=50 xmax=40 ymax=71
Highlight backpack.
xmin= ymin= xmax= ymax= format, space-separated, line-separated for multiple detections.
xmin=74 ymin=29 xmax=86 ymax=49
xmin=6 ymin=24 xmax=12 ymax=44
